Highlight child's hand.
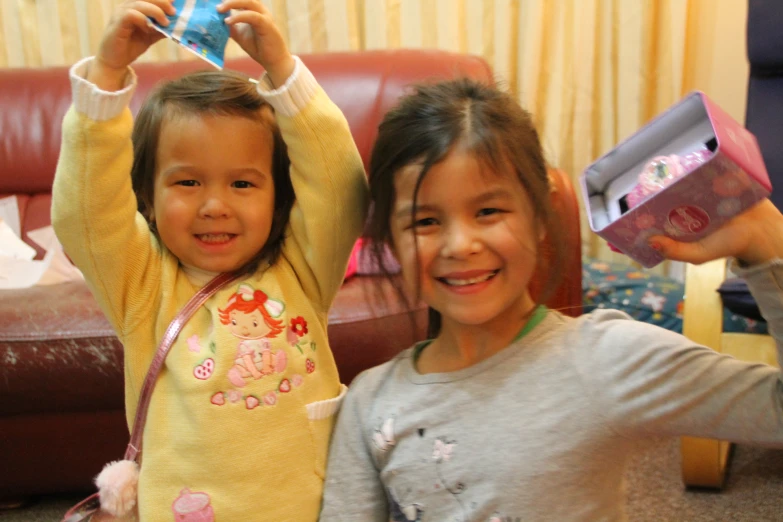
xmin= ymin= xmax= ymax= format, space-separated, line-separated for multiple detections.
xmin=218 ymin=0 xmax=295 ymax=87
xmin=650 ymin=198 xmax=783 ymax=266
xmin=90 ymin=0 xmax=175 ymax=91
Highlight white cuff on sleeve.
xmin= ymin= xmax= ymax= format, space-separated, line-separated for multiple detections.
xmin=306 ymin=384 xmax=348 ymax=421
xmin=69 ymin=56 xmax=137 ymax=121
xmin=255 ymin=56 xmax=319 ymax=118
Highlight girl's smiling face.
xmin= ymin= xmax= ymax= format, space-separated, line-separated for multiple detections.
xmin=152 ymin=112 xmax=276 ymax=274
xmin=391 ymin=144 xmax=542 ymax=334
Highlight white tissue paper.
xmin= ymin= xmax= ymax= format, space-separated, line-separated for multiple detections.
xmin=0 ymin=196 xmax=84 ymax=289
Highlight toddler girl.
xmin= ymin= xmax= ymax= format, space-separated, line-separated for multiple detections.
xmin=53 ymin=0 xmax=367 ymax=519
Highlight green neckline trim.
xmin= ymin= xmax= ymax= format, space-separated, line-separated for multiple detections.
xmin=413 ymin=305 xmax=549 ymax=361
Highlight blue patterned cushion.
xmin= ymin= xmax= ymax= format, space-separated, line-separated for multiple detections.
xmin=582 ymin=258 xmax=767 ymax=335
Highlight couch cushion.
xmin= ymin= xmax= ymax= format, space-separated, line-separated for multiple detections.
xmin=328 ymin=275 xmax=427 ymax=384
xmin=0 ymin=282 xmax=123 ymax=416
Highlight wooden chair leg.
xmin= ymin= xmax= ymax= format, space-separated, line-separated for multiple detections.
xmin=680 ymin=260 xmax=732 ymax=490
xmin=680 ymin=436 xmax=732 ymax=489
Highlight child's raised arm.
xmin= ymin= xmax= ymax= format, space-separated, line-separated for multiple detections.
xmin=220 ymin=0 xmax=369 ymax=311
xmin=576 ymin=197 xmax=783 ymax=444
xmin=52 ymin=0 xmax=177 ymax=337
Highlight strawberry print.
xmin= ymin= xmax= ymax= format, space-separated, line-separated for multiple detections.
xmin=246 ymin=396 xmax=260 ymax=409
xmin=210 ymin=392 xmax=225 ymax=406
xmin=306 ymin=358 xmax=315 ymax=374
xmin=193 ymin=358 xmax=215 ymax=380
xmin=279 ymin=379 xmax=291 ymax=393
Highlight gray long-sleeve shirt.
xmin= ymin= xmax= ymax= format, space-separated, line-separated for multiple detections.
xmin=320 ymin=260 xmax=783 ymax=522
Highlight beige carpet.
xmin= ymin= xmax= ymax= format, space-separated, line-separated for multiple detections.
xmin=1 ymin=437 xmax=781 ymax=521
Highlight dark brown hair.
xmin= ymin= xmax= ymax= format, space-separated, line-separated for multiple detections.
xmin=364 ymin=78 xmax=565 ymax=338
xmin=131 ymin=70 xmax=294 ymax=272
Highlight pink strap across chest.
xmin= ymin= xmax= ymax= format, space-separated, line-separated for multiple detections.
xmin=124 ymin=271 xmax=241 ymax=461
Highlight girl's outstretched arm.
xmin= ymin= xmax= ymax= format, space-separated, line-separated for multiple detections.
xmin=573 ymin=198 xmax=783 ymax=443
xmin=256 ymin=59 xmax=368 ymax=312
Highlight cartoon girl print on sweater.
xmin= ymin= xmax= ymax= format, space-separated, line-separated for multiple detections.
xmin=218 ymin=283 xmax=288 ymax=387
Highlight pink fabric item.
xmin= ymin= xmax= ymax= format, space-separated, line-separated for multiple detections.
xmin=94 ymin=459 xmax=139 ymax=516
xmin=344 ymin=242 xmax=360 ymax=280
xmin=343 ymin=239 xmax=401 ymax=280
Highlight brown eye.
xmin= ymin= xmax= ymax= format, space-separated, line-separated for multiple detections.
xmin=412 ymin=217 xmax=437 ymax=228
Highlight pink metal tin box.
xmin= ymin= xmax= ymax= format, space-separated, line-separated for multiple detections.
xmin=580 ymin=91 xmax=772 ymax=267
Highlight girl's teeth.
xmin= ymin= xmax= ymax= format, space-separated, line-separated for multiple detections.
xmin=444 ymin=272 xmax=495 ymax=286
xmin=198 ymin=234 xmax=231 ymax=243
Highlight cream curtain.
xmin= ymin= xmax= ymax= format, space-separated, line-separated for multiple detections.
xmin=0 ymin=0 xmax=749 ymax=278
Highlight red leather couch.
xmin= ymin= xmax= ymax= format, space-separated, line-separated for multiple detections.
xmin=0 ymin=49 xmax=583 ymax=500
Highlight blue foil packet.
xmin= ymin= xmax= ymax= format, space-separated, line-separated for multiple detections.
xmin=151 ymin=0 xmax=229 ymax=69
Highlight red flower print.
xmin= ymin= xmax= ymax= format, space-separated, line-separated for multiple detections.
xmin=290 ymin=316 xmax=308 ymax=337
xmin=306 ymin=358 xmax=315 ymax=374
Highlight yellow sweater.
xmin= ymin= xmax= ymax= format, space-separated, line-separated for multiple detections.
xmin=52 ymin=57 xmax=368 ymax=521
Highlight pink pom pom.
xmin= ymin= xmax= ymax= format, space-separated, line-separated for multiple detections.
xmin=95 ymin=459 xmax=139 ymax=516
